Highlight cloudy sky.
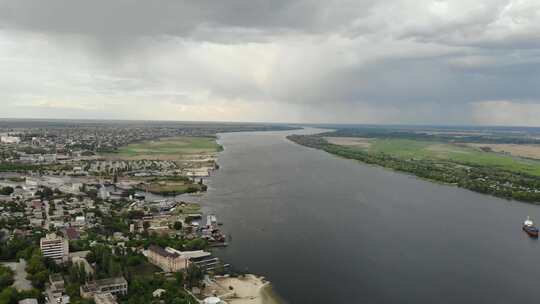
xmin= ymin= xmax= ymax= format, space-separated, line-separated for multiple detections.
xmin=0 ymin=0 xmax=539 ymax=125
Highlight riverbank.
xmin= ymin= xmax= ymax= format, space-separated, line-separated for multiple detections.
xmin=202 ymin=274 xmax=282 ymax=304
xmin=177 ymin=129 xmax=540 ymax=303
xmin=287 ymin=134 xmax=540 ymax=204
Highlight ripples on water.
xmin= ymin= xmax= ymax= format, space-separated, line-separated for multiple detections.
xmin=192 ymin=128 xmax=540 ymax=304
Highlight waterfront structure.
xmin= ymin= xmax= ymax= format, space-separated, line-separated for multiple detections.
xmin=147 ymin=245 xmax=213 ymax=272
xmin=147 ymin=245 xmax=187 ymax=272
xmin=40 ymin=233 xmax=69 ymax=262
xmin=81 ymin=277 xmax=128 ymax=299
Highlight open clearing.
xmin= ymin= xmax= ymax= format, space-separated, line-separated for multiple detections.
xmin=130 ymin=176 xmax=204 ymax=195
xmin=331 ymin=138 xmax=540 ymax=176
xmin=324 ymin=137 xmax=373 ymax=149
xmin=466 ymin=143 xmax=540 ymax=160
xmin=137 ymin=181 xmax=202 ymax=195
xmin=103 ymin=136 xmax=221 ymax=161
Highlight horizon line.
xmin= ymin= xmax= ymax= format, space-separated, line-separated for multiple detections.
xmin=0 ymin=116 xmax=539 ymax=129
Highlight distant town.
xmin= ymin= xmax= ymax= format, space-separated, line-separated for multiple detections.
xmin=0 ymin=120 xmax=291 ymax=304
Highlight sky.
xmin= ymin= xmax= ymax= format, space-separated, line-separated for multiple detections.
xmin=0 ymin=0 xmax=539 ymax=126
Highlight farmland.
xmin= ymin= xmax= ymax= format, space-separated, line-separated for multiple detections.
xmin=289 ymin=129 xmax=540 ymax=204
xmin=324 ymin=137 xmax=540 ymax=177
xmin=105 ymin=136 xmax=221 ymax=161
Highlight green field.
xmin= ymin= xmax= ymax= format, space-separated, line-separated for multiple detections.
xmin=108 ymin=136 xmax=221 ymax=159
xmin=343 ymin=138 xmax=540 ymax=176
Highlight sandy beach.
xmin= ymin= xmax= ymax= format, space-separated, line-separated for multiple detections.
xmin=203 ymin=274 xmax=282 ymax=304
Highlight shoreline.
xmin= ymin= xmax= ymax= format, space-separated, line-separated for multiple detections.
xmin=199 ymin=136 xmax=284 ymax=304
xmin=259 ymin=282 xmax=284 ymax=304
xmin=203 ymin=274 xmax=283 ymax=304
xmin=287 ymin=134 xmax=540 ymax=205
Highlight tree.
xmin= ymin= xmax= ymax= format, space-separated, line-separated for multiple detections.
xmin=86 ymin=189 xmax=98 ymax=200
xmin=0 ymin=186 xmax=14 ymax=195
xmin=0 ymin=287 xmax=18 ymax=304
xmin=173 ymin=221 xmax=182 ymax=230
xmin=25 ymin=252 xmax=50 ymax=289
xmin=36 ymin=186 xmax=54 ymax=200
xmin=29 ymin=270 xmax=49 ymax=289
xmin=0 ymin=265 xmax=14 ymax=290
xmin=185 ymin=264 xmax=203 ymax=288
xmin=184 ymin=238 xmax=207 ymax=251
xmin=174 ymin=271 xmax=184 ymax=286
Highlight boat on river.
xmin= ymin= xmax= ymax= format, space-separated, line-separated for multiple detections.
xmin=523 ymin=216 xmax=539 ymax=237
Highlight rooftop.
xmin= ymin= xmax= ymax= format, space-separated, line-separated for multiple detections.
xmin=149 ymin=245 xmax=179 ymax=258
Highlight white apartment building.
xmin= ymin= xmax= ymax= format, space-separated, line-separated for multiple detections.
xmin=0 ymin=135 xmax=21 ymax=144
xmin=40 ymin=233 xmax=69 ymax=262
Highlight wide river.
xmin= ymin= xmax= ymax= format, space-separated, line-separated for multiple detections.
xmin=189 ymin=128 xmax=540 ymax=303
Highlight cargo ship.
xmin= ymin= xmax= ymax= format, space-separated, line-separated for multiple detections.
xmin=522 ymin=216 xmax=539 ymax=237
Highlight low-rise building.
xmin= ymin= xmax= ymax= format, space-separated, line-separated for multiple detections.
xmin=80 ymin=277 xmax=128 ymax=299
xmin=45 ymin=274 xmax=70 ymax=304
xmin=1 ymin=135 xmax=21 ymax=144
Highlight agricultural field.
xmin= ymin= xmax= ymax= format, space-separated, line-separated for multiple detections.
xmin=104 ymin=136 xmax=221 ymax=161
xmin=466 ymin=143 xmax=540 ymax=160
xmin=324 ymin=137 xmax=373 ymax=148
xmin=324 ymin=137 xmax=540 ymax=177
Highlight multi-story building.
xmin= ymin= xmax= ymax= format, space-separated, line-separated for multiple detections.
xmin=147 ymin=245 xmax=212 ymax=272
xmin=148 ymin=245 xmax=187 ymax=272
xmin=40 ymin=233 xmax=69 ymax=262
xmin=0 ymin=135 xmax=21 ymax=144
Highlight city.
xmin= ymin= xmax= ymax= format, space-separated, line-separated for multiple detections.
xmin=0 ymin=121 xmax=287 ymax=304
xmin=1 ymin=0 xmax=540 ymax=303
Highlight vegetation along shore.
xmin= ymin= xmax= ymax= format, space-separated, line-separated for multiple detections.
xmin=288 ymin=126 xmax=540 ymax=204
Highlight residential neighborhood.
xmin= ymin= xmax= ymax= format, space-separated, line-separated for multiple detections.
xmin=0 ymin=121 xmax=284 ymax=304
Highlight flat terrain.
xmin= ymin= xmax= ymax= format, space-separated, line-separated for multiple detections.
xmin=131 ymin=176 xmax=205 ymax=195
xmin=204 ymin=275 xmax=281 ymax=304
xmin=104 ymin=136 xmax=221 ymax=160
xmin=324 ymin=137 xmax=373 ymax=148
xmin=466 ymin=143 xmax=540 ymax=160
xmin=326 ymin=137 xmax=540 ymax=176
xmin=140 ymin=181 xmax=203 ymax=195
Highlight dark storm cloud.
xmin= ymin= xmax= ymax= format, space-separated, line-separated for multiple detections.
xmin=0 ymin=0 xmax=539 ymax=125
xmin=0 ymin=0 xmax=374 ymax=42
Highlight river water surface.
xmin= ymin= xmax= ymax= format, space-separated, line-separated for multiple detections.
xmin=190 ymin=128 xmax=540 ymax=304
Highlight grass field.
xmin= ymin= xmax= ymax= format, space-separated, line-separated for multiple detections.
xmin=106 ymin=136 xmax=221 ymax=160
xmin=175 ymin=202 xmax=201 ymax=215
xmin=326 ymin=137 xmax=540 ymax=176
xmin=132 ymin=176 xmax=205 ymax=195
